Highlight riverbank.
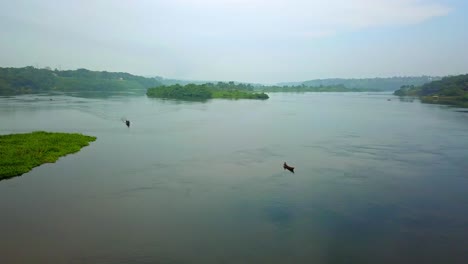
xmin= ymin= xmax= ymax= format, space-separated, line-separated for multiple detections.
xmin=0 ymin=131 xmax=96 ymax=180
xmin=420 ymin=96 xmax=468 ymax=108
xmin=394 ymin=74 xmax=468 ymax=108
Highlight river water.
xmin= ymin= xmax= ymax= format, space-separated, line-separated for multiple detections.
xmin=0 ymin=92 xmax=467 ymax=263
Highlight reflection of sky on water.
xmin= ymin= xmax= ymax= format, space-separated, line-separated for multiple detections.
xmin=1 ymin=93 xmax=468 ymax=263
xmin=265 ymin=202 xmax=294 ymax=229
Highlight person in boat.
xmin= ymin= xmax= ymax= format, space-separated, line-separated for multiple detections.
xmin=283 ymin=162 xmax=295 ymax=173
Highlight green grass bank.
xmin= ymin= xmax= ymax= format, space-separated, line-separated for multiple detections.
xmin=0 ymin=131 xmax=96 ymax=180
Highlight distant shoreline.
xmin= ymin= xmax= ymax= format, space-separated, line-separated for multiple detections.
xmin=1 ymin=66 xmax=439 ymax=96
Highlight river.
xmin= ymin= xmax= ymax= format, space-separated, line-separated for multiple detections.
xmin=1 ymin=92 xmax=467 ymax=263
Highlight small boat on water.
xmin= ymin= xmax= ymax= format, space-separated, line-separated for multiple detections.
xmin=283 ymin=162 xmax=295 ymax=173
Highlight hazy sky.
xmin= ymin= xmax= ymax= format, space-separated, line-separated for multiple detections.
xmin=1 ymin=0 xmax=467 ymax=83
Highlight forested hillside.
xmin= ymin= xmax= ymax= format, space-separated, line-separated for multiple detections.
xmin=394 ymin=74 xmax=468 ymax=107
xmin=0 ymin=66 xmax=162 ymax=95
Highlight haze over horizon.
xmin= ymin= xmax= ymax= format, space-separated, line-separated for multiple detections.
xmin=1 ymin=0 xmax=467 ymax=84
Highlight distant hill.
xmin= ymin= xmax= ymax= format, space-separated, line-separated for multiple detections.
xmin=278 ymin=76 xmax=439 ymax=91
xmin=394 ymin=74 xmax=468 ymax=107
xmin=0 ymin=66 xmax=162 ymax=95
xmin=255 ymin=84 xmax=376 ymax=92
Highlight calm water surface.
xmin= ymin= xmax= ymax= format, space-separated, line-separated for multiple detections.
xmin=1 ymin=93 xmax=467 ymax=263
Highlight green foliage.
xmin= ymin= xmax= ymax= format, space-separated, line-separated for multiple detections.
xmin=54 ymin=77 xmax=144 ymax=92
xmin=279 ymin=76 xmax=437 ymax=91
xmin=55 ymin=68 xmax=161 ymax=89
xmin=0 ymin=66 xmax=55 ymax=95
xmin=394 ymin=74 xmax=468 ymax=107
xmin=147 ymin=82 xmax=268 ymax=100
xmin=0 ymin=131 xmax=96 ymax=180
xmin=393 ymin=85 xmax=421 ymax=96
xmin=418 ymin=74 xmax=468 ymax=96
xmin=0 ymin=66 xmax=162 ymax=95
xmin=463 ymin=93 xmax=468 ymax=102
xmin=212 ymin=90 xmax=269 ymax=99
xmin=147 ymin=84 xmax=212 ymax=100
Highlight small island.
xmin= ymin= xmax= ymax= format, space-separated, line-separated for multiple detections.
xmin=146 ymin=82 xmax=269 ymax=100
xmin=0 ymin=131 xmax=96 ymax=180
xmin=394 ymin=74 xmax=468 ymax=107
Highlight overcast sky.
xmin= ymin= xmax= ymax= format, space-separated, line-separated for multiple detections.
xmin=1 ymin=0 xmax=467 ymax=83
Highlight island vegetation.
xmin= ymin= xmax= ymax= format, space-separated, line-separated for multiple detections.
xmin=147 ymin=82 xmax=269 ymax=100
xmin=0 ymin=66 xmax=162 ymax=95
xmin=0 ymin=131 xmax=96 ymax=180
xmin=394 ymin=74 xmax=468 ymax=107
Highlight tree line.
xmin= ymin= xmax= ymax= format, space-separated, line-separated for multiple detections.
xmin=278 ymin=76 xmax=438 ymax=91
xmin=0 ymin=66 xmax=162 ymax=95
xmin=394 ymin=74 xmax=468 ymax=107
xmin=146 ymin=82 xmax=268 ymax=100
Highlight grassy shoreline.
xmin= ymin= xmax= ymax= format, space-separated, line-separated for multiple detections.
xmin=0 ymin=131 xmax=96 ymax=180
